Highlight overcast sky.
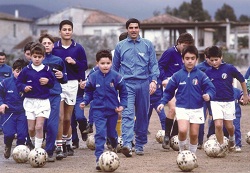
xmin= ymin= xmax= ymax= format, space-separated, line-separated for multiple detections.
xmin=0 ymin=0 xmax=250 ymax=20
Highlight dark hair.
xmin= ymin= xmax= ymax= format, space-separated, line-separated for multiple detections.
xmin=39 ymin=33 xmax=55 ymax=43
xmin=23 ymin=41 xmax=34 ymax=52
xmin=182 ymin=45 xmax=199 ymax=59
xmin=59 ymin=20 xmax=73 ymax=30
xmin=126 ymin=18 xmax=140 ymax=29
xmin=12 ymin=58 xmax=28 ymax=70
xmin=0 ymin=52 xmax=6 ymax=56
xmin=119 ymin=32 xmax=128 ymax=41
xmin=96 ymin=49 xmax=112 ymax=62
xmin=30 ymin=42 xmax=45 ymax=56
xmin=177 ymin=33 xmax=194 ymax=45
xmin=204 ymin=46 xmax=210 ymax=58
xmin=207 ymin=46 xmax=222 ymax=58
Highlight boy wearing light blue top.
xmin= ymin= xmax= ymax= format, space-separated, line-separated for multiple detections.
xmin=113 ymin=18 xmax=159 ymax=157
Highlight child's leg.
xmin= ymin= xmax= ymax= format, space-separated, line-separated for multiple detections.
xmin=214 ymin=119 xmax=224 ymax=145
xmin=178 ymin=120 xmax=189 ymax=152
xmin=34 ymin=117 xmax=45 ymax=148
xmin=189 ymin=123 xmax=200 ymax=153
xmin=233 ymin=117 xmax=242 ymax=147
xmin=16 ymin=113 xmax=28 ymax=145
xmin=107 ymin=113 xmax=119 ymax=149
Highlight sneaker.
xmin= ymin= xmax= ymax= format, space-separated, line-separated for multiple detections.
xmin=162 ymin=135 xmax=170 ymax=149
xmin=197 ymin=143 xmax=203 ymax=150
xmin=26 ymin=142 xmax=35 ymax=150
xmin=4 ymin=145 xmax=11 ymax=159
xmin=96 ymin=162 xmax=101 ymax=171
xmin=235 ymin=146 xmax=241 ymax=152
xmin=216 ymin=144 xmax=228 ymax=158
xmin=228 ymin=140 xmax=236 ymax=152
xmin=47 ymin=154 xmax=55 ymax=162
xmin=147 ymin=130 xmax=151 ymax=135
xmin=72 ymin=142 xmax=79 ymax=149
xmin=62 ymin=143 xmax=68 ymax=158
xmin=55 ymin=147 xmax=64 ymax=160
xmin=135 ymin=147 xmax=144 ymax=156
xmin=121 ymin=146 xmax=132 ymax=157
xmin=66 ymin=145 xmax=74 ymax=156
xmin=131 ymin=141 xmax=135 ymax=152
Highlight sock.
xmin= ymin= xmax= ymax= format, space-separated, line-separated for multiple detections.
xmin=66 ymin=135 xmax=72 ymax=146
xmin=165 ymin=117 xmax=174 ymax=137
xmin=171 ymin=120 xmax=178 ymax=137
xmin=56 ymin=140 xmax=63 ymax=148
xmin=62 ymin=134 xmax=67 ymax=143
xmin=229 ymin=135 xmax=235 ymax=141
xmin=178 ymin=139 xmax=187 ymax=152
xmin=30 ymin=136 xmax=35 ymax=145
xmin=35 ymin=137 xmax=43 ymax=148
xmin=189 ymin=143 xmax=197 ymax=153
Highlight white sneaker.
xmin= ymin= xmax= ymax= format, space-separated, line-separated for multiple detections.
xmin=235 ymin=146 xmax=241 ymax=152
xmin=228 ymin=140 xmax=236 ymax=152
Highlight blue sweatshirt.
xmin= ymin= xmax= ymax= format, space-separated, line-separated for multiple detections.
xmin=0 ymin=64 xmax=12 ymax=82
xmin=52 ymin=39 xmax=88 ymax=81
xmin=43 ymin=53 xmax=68 ymax=95
xmin=161 ymin=66 xmax=215 ymax=109
xmin=16 ymin=64 xmax=55 ymax=99
xmin=205 ymin=63 xmax=245 ymax=102
xmin=158 ymin=46 xmax=183 ymax=81
xmin=0 ymin=75 xmax=25 ymax=114
xmin=196 ymin=60 xmax=212 ymax=72
xmin=83 ymin=69 xmax=127 ymax=113
xmin=233 ymin=87 xmax=242 ymax=117
xmin=112 ymin=36 xmax=159 ymax=82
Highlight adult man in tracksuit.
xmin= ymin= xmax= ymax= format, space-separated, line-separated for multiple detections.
xmin=113 ymin=18 xmax=159 ymax=157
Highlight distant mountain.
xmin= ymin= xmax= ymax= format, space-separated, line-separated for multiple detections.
xmin=0 ymin=4 xmax=52 ymax=20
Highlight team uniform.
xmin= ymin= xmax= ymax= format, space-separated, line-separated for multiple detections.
xmin=113 ymin=36 xmax=159 ymax=155
xmin=0 ymin=75 xmax=28 ymax=155
xmin=42 ymin=53 xmax=67 ymax=158
xmin=82 ymin=69 xmax=128 ymax=163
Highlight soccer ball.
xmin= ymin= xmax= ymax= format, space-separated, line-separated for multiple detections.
xmin=99 ymin=151 xmax=120 ymax=172
xmin=116 ymin=136 xmax=123 ymax=152
xmin=12 ymin=145 xmax=30 ymax=163
xmin=155 ymin=130 xmax=165 ymax=143
xmin=86 ymin=134 xmax=95 ymax=150
xmin=208 ymin=134 xmax=229 ymax=147
xmin=204 ymin=139 xmax=222 ymax=157
xmin=246 ymin=131 xmax=250 ymax=144
xmin=176 ymin=150 xmax=197 ymax=172
xmin=28 ymin=148 xmax=47 ymax=167
xmin=170 ymin=135 xmax=179 ymax=151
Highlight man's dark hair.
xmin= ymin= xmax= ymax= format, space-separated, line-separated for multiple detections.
xmin=59 ymin=20 xmax=73 ymax=30
xmin=96 ymin=49 xmax=112 ymax=62
xmin=0 ymin=52 xmax=6 ymax=56
xmin=207 ymin=46 xmax=222 ymax=58
xmin=182 ymin=45 xmax=199 ymax=59
xmin=119 ymin=32 xmax=128 ymax=41
xmin=126 ymin=18 xmax=140 ymax=29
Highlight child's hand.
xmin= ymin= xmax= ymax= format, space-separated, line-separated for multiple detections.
xmin=65 ymin=56 xmax=76 ymax=65
xmin=157 ymin=104 xmax=164 ymax=112
xmin=202 ymin=93 xmax=210 ymax=101
xmin=79 ymin=102 xmax=85 ymax=110
xmin=53 ymin=69 xmax=63 ymax=79
xmin=79 ymin=80 xmax=87 ymax=89
xmin=24 ymin=86 xmax=32 ymax=92
xmin=0 ymin=104 xmax=9 ymax=114
xmin=39 ymin=77 xmax=49 ymax=85
xmin=115 ymin=106 xmax=124 ymax=113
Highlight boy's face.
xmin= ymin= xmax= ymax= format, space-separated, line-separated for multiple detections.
xmin=24 ymin=50 xmax=31 ymax=61
xmin=31 ymin=53 xmax=45 ymax=66
xmin=60 ymin=24 xmax=73 ymax=41
xmin=13 ymin=68 xmax=22 ymax=78
xmin=97 ymin=57 xmax=112 ymax=74
xmin=177 ymin=42 xmax=189 ymax=53
xmin=41 ymin=38 xmax=54 ymax=53
xmin=182 ymin=52 xmax=197 ymax=71
xmin=209 ymin=57 xmax=222 ymax=69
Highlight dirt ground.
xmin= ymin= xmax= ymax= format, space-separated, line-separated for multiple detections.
xmin=1 ymin=105 xmax=250 ymax=173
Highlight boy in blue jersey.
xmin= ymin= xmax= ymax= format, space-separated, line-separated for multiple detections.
xmin=39 ymin=33 xmax=68 ymax=161
xmin=16 ymin=43 xmax=55 ymax=149
xmin=80 ymin=50 xmax=127 ymax=170
xmin=157 ymin=45 xmax=215 ymax=155
xmin=0 ymin=59 xmax=28 ymax=159
xmin=205 ymin=45 xmax=248 ymax=157
xmin=158 ymin=33 xmax=194 ymax=150
xmin=52 ymin=20 xmax=88 ymax=157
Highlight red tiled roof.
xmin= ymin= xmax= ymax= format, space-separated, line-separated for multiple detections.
xmin=142 ymin=14 xmax=188 ymax=24
xmin=0 ymin=12 xmax=32 ymax=22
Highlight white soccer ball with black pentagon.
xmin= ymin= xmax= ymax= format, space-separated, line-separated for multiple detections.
xmin=208 ymin=134 xmax=229 ymax=147
xmin=28 ymin=148 xmax=47 ymax=167
xmin=170 ymin=135 xmax=179 ymax=151
xmin=86 ymin=134 xmax=95 ymax=150
xmin=176 ymin=150 xmax=197 ymax=172
xmin=12 ymin=145 xmax=30 ymax=163
xmin=116 ymin=136 xmax=123 ymax=152
xmin=204 ymin=139 xmax=222 ymax=157
xmin=99 ymin=151 xmax=120 ymax=172
xmin=246 ymin=131 xmax=250 ymax=144
xmin=155 ymin=130 xmax=165 ymax=143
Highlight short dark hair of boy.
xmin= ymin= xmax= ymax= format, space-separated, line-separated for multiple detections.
xmin=182 ymin=45 xmax=199 ymax=59
xmin=12 ymin=58 xmax=28 ymax=70
xmin=23 ymin=41 xmax=34 ymax=52
xmin=0 ymin=52 xmax=6 ymax=57
xmin=119 ymin=32 xmax=128 ymax=41
xmin=30 ymin=42 xmax=45 ymax=56
xmin=59 ymin=20 xmax=73 ymax=30
xmin=39 ymin=33 xmax=55 ymax=43
xmin=204 ymin=46 xmax=210 ymax=58
xmin=207 ymin=46 xmax=222 ymax=58
xmin=126 ymin=18 xmax=140 ymax=29
xmin=96 ymin=50 xmax=112 ymax=62
xmin=177 ymin=33 xmax=194 ymax=45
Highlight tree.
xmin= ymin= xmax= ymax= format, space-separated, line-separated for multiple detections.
xmin=215 ymin=3 xmax=237 ymax=21
xmin=190 ymin=0 xmax=211 ymax=21
xmin=239 ymin=15 xmax=250 ymax=22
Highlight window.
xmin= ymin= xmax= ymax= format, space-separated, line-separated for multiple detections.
xmin=94 ymin=30 xmax=102 ymax=36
